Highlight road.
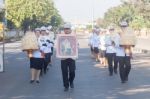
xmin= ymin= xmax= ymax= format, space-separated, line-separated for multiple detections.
xmin=0 ymin=34 xmax=150 ymax=99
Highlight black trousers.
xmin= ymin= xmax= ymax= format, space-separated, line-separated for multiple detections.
xmin=43 ymin=53 xmax=51 ymax=73
xmin=106 ymin=53 xmax=118 ymax=74
xmin=117 ymin=56 xmax=131 ymax=81
xmin=61 ymin=58 xmax=76 ymax=88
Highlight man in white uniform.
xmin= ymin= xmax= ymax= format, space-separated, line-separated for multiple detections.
xmin=105 ymin=27 xmax=118 ymax=76
xmin=59 ymin=23 xmax=77 ymax=91
xmin=115 ymin=21 xmax=133 ymax=83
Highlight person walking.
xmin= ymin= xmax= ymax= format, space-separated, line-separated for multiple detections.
xmin=99 ymin=29 xmax=107 ymax=67
xmin=105 ymin=26 xmax=117 ymax=76
xmin=29 ymin=29 xmax=45 ymax=83
xmin=40 ymin=26 xmax=52 ymax=74
xmin=116 ymin=21 xmax=135 ymax=83
xmin=58 ymin=23 xmax=77 ymax=91
xmin=47 ymin=26 xmax=54 ymax=66
xmin=92 ymin=28 xmax=101 ymax=62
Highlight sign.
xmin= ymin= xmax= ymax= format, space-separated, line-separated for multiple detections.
xmin=0 ymin=44 xmax=4 ymax=72
xmin=0 ymin=23 xmax=4 ymax=72
xmin=56 ymin=34 xmax=78 ymax=59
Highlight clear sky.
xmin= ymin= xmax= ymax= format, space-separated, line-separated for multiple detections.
xmin=54 ymin=0 xmax=122 ymax=23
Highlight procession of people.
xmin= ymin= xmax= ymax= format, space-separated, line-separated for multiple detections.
xmin=21 ymin=21 xmax=136 ymax=92
xmin=22 ymin=25 xmax=55 ymax=83
xmin=88 ymin=21 xmax=136 ymax=83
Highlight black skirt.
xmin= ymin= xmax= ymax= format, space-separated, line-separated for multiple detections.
xmin=30 ymin=58 xmax=44 ymax=70
xmin=93 ymin=47 xmax=99 ymax=54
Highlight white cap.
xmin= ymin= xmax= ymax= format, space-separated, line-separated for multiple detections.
xmin=64 ymin=23 xmax=72 ymax=29
xmin=108 ymin=26 xmax=114 ymax=30
xmin=101 ymin=29 xmax=107 ymax=32
xmin=95 ymin=28 xmax=100 ymax=32
xmin=40 ymin=26 xmax=47 ymax=31
xmin=120 ymin=21 xmax=128 ymax=27
xmin=35 ymin=28 xmax=41 ymax=31
xmin=47 ymin=25 xmax=52 ymax=30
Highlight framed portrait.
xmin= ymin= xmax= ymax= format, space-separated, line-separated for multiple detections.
xmin=56 ymin=34 xmax=78 ymax=59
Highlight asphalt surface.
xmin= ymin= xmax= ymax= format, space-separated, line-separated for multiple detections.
xmin=0 ymin=35 xmax=150 ymax=99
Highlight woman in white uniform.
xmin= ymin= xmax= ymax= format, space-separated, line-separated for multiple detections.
xmin=30 ymin=29 xmax=45 ymax=83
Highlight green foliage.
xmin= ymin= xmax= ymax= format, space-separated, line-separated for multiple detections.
xmin=6 ymin=0 xmax=63 ymax=30
xmin=104 ymin=5 xmax=136 ymax=26
xmin=101 ymin=0 xmax=150 ymax=29
xmin=50 ymin=12 xmax=64 ymax=27
xmin=130 ymin=15 xmax=146 ymax=29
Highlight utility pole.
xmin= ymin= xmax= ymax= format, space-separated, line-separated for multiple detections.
xmin=91 ymin=0 xmax=95 ymax=29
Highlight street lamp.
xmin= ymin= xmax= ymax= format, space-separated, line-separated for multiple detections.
xmin=91 ymin=0 xmax=95 ymax=29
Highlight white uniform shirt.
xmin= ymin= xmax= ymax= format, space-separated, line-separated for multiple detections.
xmin=49 ymin=31 xmax=55 ymax=45
xmin=99 ymin=35 xmax=106 ymax=50
xmin=32 ymin=37 xmax=45 ymax=58
xmin=105 ymin=34 xmax=116 ymax=53
xmin=42 ymin=36 xmax=52 ymax=53
xmin=88 ymin=33 xmax=94 ymax=45
xmin=92 ymin=34 xmax=100 ymax=48
xmin=114 ymin=33 xmax=125 ymax=56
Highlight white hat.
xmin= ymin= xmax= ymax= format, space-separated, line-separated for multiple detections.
xmin=35 ymin=28 xmax=41 ymax=31
xmin=40 ymin=26 xmax=47 ymax=31
xmin=101 ymin=29 xmax=107 ymax=32
xmin=120 ymin=21 xmax=128 ymax=27
xmin=64 ymin=23 xmax=72 ymax=29
xmin=108 ymin=26 xmax=114 ymax=30
xmin=47 ymin=25 xmax=52 ymax=30
xmin=95 ymin=28 xmax=100 ymax=32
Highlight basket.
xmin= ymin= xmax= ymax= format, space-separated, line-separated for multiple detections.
xmin=22 ymin=31 xmax=39 ymax=51
xmin=120 ymin=28 xmax=136 ymax=46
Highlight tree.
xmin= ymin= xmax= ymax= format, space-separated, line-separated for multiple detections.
xmin=103 ymin=5 xmax=136 ymax=26
xmin=6 ymin=0 xmax=63 ymax=31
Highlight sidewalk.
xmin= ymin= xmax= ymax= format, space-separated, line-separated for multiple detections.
xmin=133 ymin=38 xmax=150 ymax=53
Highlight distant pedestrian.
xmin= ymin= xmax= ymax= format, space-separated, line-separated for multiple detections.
xmin=105 ymin=26 xmax=118 ymax=76
xmin=99 ymin=29 xmax=107 ymax=67
xmin=88 ymin=29 xmax=95 ymax=58
xmin=47 ymin=26 xmax=55 ymax=66
xmin=92 ymin=28 xmax=100 ymax=62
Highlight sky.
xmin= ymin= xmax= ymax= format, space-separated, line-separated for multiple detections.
xmin=54 ymin=0 xmax=122 ymax=23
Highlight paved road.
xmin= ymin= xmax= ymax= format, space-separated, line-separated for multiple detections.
xmin=0 ymin=35 xmax=150 ymax=99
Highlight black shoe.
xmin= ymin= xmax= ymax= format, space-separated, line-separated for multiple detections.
xmin=64 ymin=87 xmax=69 ymax=92
xmin=49 ymin=64 xmax=52 ymax=67
xmin=114 ymin=70 xmax=117 ymax=74
xmin=121 ymin=80 xmax=126 ymax=83
xmin=30 ymin=80 xmax=34 ymax=84
xmin=109 ymin=73 xmax=113 ymax=76
xmin=44 ymin=70 xmax=47 ymax=74
xmin=36 ymin=80 xmax=40 ymax=83
xmin=70 ymin=83 xmax=74 ymax=88
xmin=40 ymin=71 xmax=43 ymax=76
xmin=125 ymin=77 xmax=128 ymax=81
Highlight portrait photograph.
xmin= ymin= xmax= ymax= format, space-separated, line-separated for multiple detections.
xmin=56 ymin=34 xmax=78 ymax=58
